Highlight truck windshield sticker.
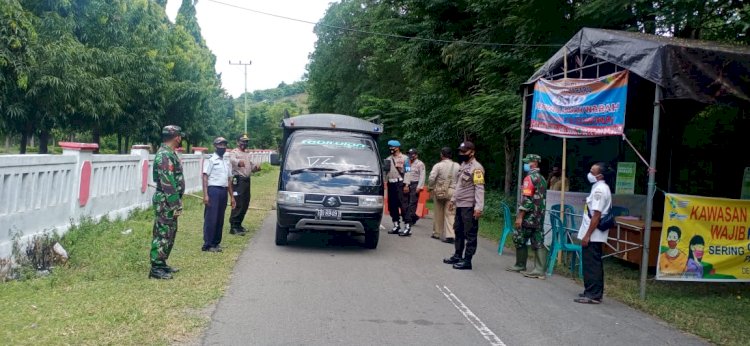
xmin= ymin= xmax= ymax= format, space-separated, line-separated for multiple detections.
xmin=300 ymin=139 xmax=368 ymax=150
xmin=306 ymin=156 xmax=372 ymax=170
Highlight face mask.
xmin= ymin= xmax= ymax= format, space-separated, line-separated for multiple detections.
xmin=215 ymin=148 xmax=226 ymax=157
xmin=523 ymin=163 xmax=530 ymax=172
xmin=390 ymin=148 xmax=396 ymax=154
xmin=457 ymin=154 xmax=469 ymax=163
xmin=693 ymin=250 xmax=704 ymax=259
xmin=668 ymin=240 xmax=677 ymax=249
xmin=587 ymin=172 xmax=598 ymax=184
xmin=409 ymin=155 xmax=416 ymax=161
xmin=239 ymin=143 xmax=247 ymax=149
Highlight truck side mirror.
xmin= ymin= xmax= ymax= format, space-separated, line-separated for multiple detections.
xmin=270 ymin=153 xmax=281 ymax=166
xmin=383 ymin=159 xmax=391 ymax=172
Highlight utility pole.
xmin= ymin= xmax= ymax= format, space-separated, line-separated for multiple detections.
xmin=229 ymin=60 xmax=252 ymax=135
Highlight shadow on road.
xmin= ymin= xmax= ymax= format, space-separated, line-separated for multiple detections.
xmin=283 ymin=232 xmax=370 ymax=252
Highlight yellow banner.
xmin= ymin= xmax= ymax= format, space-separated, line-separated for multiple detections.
xmin=657 ymin=194 xmax=750 ymax=281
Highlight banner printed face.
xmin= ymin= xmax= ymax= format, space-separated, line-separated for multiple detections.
xmin=657 ymin=194 xmax=750 ymax=282
xmin=530 ymin=71 xmax=628 ymax=138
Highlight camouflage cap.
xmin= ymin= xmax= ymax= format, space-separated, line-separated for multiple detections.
xmin=522 ymin=154 xmax=542 ymax=163
xmin=238 ymin=134 xmax=250 ymax=142
xmin=213 ymin=137 xmax=228 ymax=146
xmin=161 ymin=125 xmax=184 ymax=138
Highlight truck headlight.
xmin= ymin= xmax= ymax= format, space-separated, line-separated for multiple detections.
xmin=277 ymin=191 xmax=304 ymax=205
xmin=359 ymin=196 xmax=383 ymax=208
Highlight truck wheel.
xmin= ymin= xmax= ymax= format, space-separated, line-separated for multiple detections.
xmin=363 ymin=229 xmax=379 ymax=249
xmin=275 ymin=224 xmax=289 ymax=246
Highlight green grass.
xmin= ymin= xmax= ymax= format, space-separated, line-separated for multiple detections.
xmin=0 ymin=167 xmax=279 ymax=345
xmin=478 ymin=204 xmax=750 ymax=346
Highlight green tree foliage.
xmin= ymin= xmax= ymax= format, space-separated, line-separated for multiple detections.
xmin=306 ymin=0 xmax=750 ymax=194
xmin=232 ymin=82 xmax=307 ymax=150
xmin=0 ymin=0 xmax=230 ymax=153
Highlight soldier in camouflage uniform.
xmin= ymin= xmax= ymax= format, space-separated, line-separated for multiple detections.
xmin=506 ymin=154 xmax=548 ymax=279
xmin=149 ymin=125 xmax=186 ymax=280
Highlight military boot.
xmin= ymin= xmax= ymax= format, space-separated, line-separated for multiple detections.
xmin=149 ymin=267 xmax=173 ymax=280
xmin=523 ymin=247 xmax=548 ymax=279
xmin=505 ymin=246 xmax=528 ymax=272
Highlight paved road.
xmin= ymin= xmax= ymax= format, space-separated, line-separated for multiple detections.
xmin=203 ymin=214 xmax=706 ymax=346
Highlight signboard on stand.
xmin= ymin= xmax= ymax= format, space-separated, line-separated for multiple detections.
xmin=657 ymin=193 xmax=750 ymax=282
xmin=615 ymin=162 xmax=636 ymax=195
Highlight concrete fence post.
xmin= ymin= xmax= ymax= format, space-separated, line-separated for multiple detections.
xmin=60 ymin=142 xmax=98 ymax=221
xmin=130 ymin=145 xmax=151 ymax=195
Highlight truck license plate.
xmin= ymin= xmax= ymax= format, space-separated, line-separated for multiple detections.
xmin=316 ymin=209 xmax=341 ymax=220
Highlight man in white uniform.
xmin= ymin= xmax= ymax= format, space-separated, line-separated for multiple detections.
xmin=575 ymin=162 xmax=612 ymax=304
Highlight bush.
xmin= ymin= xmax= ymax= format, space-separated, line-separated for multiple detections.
xmin=483 ymin=190 xmax=516 ymax=222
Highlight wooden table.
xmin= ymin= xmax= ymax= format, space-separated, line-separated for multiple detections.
xmin=604 ymin=217 xmax=663 ymax=267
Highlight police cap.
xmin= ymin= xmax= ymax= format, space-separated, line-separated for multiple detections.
xmin=238 ymin=134 xmax=250 ymax=142
xmin=213 ymin=137 xmax=228 ymax=146
xmin=458 ymin=141 xmax=475 ymax=152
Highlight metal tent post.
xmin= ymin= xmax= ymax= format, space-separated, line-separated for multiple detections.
xmin=639 ymin=85 xmax=662 ymax=300
xmin=517 ymin=87 xmax=529 ymax=207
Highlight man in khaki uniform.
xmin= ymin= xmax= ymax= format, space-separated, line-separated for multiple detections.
xmin=428 ymin=147 xmax=459 ymax=243
xmin=443 ymin=141 xmax=484 ymax=270
xmin=400 ymin=148 xmax=426 ymax=236
xmin=228 ymin=134 xmax=261 ymax=235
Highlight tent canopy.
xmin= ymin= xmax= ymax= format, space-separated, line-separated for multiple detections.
xmin=524 ymin=28 xmax=750 ymax=106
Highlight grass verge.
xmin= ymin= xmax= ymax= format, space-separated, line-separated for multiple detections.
xmin=0 ymin=167 xmax=279 ymax=345
xmin=478 ymin=203 xmax=749 ymax=346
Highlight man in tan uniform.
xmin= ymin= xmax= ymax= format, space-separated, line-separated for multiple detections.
xmin=228 ymin=134 xmax=260 ymax=235
xmin=443 ymin=141 xmax=484 ymax=270
xmin=428 ymin=147 xmax=459 ymax=243
xmin=400 ymin=148 xmax=426 ymax=236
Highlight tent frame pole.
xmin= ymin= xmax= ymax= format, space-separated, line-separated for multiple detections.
xmin=639 ymin=85 xmax=662 ymax=300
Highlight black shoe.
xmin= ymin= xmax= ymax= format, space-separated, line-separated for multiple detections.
xmin=578 ymin=293 xmax=586 ymax=298
xmin=399 ymin=225 xmax=412 ymax=236
xmin=230 ymin=228 xmax=246 ymax=236
xmin=161 ymin=264 xmax=180 ymax=273
xmin=453 ymin=260 xmax=473 ymax=270
xmin=443 ymin=255 xmax=462 ymax=264
xmin=388 ymin=224 xmax=401 ymax=234
xmin=149 ymin=268 xmax=173 ymax=279
xmin=205 ymin=246 xmax=222 ymax=253
xmin=443 ymin=238 xmax=455 ymax=244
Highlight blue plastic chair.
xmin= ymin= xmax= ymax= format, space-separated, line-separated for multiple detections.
xmin=546 ymin=210 xmax=583 ymax=278
xmin=497 ymin=203 xmax=514 ymax=256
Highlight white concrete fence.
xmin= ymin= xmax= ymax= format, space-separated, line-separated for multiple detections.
xmin=0 ymin=143 xmax=275 ymax=258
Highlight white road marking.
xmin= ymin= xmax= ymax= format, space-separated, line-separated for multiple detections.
xmin=380 ymin=224 xmax=386 ymax=230
xmin=437 ymin=285 xmax=506 ymax=346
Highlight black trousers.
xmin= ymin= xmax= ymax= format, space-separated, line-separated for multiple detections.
xmin=230 ymin=176 xmax=251 ymax=228
xmin=387 ymin=181 xmax=404 ymax=223
xmin=454 ymin=207 xmax=479 ymax=260
xmin=403 ymin=182 xmax=419 ymax=225
xmin=203 ymin=186 xmax=227 ymax=249
xmin=582 ymin=241 xmax=604 ymax=300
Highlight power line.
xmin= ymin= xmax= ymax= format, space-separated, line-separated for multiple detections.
xmin=205 ymin=0 xmax=562 ymax=48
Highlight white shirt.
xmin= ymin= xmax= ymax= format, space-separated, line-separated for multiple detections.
xmin=203 ymin=153 xmax=231 ymax=187
xmin=577 ymin=180 xmax=612 ymax=243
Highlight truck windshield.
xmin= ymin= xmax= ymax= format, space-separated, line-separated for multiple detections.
xmin=285 ymin=134 xmax=379 ymax=173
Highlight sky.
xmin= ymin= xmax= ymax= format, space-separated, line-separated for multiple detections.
xmin=165 ymin=0 xmax=334 ymax=97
